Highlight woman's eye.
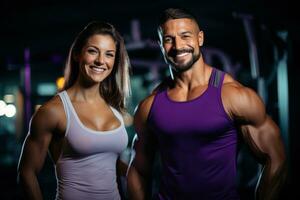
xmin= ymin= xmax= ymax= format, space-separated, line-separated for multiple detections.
xmin=106 ymin=53 xmax=115 ymax=57
xmin=87 ymin=49 xmax=97 ymax=54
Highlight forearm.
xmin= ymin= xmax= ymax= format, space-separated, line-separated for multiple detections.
xmin=18 ymin=171 xmax=43 ymax=200
xmin=255 ymin=160 xmax=287 ymax=200
xmin=127 ymin=166 xmax=151 ymax=200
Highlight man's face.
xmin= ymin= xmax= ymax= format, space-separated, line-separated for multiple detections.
xmin=159 ymin=18 xmax=203 ymax=72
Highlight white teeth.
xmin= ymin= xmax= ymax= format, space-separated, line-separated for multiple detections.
xmin=93 ymin=68 xmax=104 ymax=72
xmin=176 ymin=52 xmax=189 ymax=57
xmin=91 ymin=66 xmax=106 ymax=72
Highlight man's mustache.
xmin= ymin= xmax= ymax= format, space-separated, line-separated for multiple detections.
xmin=168 ymin=48 xmax=194 ymax=57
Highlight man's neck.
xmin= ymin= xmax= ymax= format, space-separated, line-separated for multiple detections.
xmin=173 ymin=58 xmax=212 ymax=90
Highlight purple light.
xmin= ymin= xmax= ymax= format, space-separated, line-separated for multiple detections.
xmin=24 ymin=48 xmax=31 ymax=126
xmin=51 ymin=54 xmax=63 ymax=64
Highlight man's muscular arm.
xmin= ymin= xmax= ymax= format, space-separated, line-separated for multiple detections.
xmin=223 ymin=82 xmax=287 ymax=200
xmin=127 ymin=95 xmax=157 ymax=200
xmin=240 ymin=117 xmax=287 ymax=200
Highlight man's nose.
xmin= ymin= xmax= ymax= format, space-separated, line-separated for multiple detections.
xmin=173 ymin=37 xmax=184 ymax=50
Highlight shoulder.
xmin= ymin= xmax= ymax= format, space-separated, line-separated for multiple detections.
xmin=135 ymin=79 xmax=167 ymax=117
xmin=135 ymin=93 xmax=156 ymax=119
xmin=30 ymin=95 xmax=65 ymax=131
xmin=37 ymin=95 xmax=64 ymax=118
xmin=222 ymin=74 xmax=262 ymax=103
xmin=221 ymin=73 xmax=246 ymax=100
xmin=222 ymin=73 xmax=255 ymax=97
xmin=221 ymin=74 xmax=266 ymax=124
xmin=133 ymin=93 xmax=157 ymax=132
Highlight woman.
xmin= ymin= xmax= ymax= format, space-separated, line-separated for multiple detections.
xmin=18 ymin=21 xmax=131 ymax=200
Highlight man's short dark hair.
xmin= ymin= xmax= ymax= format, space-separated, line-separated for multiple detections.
xmin=158 ymin=8 xmax=198 ymax=26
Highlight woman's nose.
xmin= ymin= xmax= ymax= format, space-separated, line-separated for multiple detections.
xmin=95 ymin=55 xmax=104 ymax=65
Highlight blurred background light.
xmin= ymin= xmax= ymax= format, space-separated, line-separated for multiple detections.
xmin=56 ymin=77 xmax=65 ymax=91
xmin=37 ymin=83 xmax=57 ymax=96
xmin=4 ymin=95 xmax=15 ymax=104
xmin=0 ymin=100 xmax=7 ymax=116
xmin=4 ymin=104 xmax=16 ymax=118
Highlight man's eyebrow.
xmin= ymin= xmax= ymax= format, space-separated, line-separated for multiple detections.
xmin=180 ymin=31 xmax=193 ymax=35
xmin=163 ymin=34 xmax=173 ymax=37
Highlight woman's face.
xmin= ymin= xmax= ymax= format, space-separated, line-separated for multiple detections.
xmin=78 ymin=34 xmax=116 ymax=84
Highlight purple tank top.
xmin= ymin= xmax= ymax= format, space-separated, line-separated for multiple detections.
xmin=148 ymin=68 xmax=239 ymax=200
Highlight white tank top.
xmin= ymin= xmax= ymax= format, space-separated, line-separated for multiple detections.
xmin=55 ymin=91 xmax=128 ymax=200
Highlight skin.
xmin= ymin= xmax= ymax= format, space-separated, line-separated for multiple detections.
xmin=18 ymin=34 xmax=127 ymax=200
xmin=127 ymin=18 xmax=287 ymax=200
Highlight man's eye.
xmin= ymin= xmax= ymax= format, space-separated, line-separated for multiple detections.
xmin=164 ymin=38 xmax=172 ymax=43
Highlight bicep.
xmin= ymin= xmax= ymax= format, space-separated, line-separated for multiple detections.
xmin=18 ymin=133 xmax=52 ymax=174
xmin=226 ymin=85 xmax=266 ymax=125
xmin=18 ymin=110 xmax=55 ymax=175
xmin=230 ymin=86 xmax=285 ymax=165
xmin=133 ymin=131 xmax=156 ymax=175
xmin=240 ymin=116 xmax=285 ymax=168
xmin=132 ymin=99 xmax=157 ymax=176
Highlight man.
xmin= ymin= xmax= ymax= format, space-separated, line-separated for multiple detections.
xmin=127 ymin=8 xmax=287 ymax=200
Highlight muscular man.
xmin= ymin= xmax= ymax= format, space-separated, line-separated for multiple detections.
xmin=127 ymin=8 xmax=287 ymax=200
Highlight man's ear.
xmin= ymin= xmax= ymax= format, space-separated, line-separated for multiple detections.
xmin=198 ymin=30 xmax=204 ymax=47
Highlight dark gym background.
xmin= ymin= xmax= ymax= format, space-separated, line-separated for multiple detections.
xmin=0 ymin=0 xmax=298 ymax=199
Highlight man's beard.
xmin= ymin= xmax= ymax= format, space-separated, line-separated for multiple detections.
xmin=165 ymin=48 xmax=201 ymax=73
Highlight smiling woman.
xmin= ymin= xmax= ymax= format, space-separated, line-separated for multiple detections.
xmin=17 ymin=21 xmax=131 ymax=200
xmin=77 ymin=34 xmax=117 ymax=85
xmin=64 ymin=21 xmax=131 ymax=111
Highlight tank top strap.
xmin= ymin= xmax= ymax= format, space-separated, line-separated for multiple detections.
xmin=209 ymin=68 xmax=225 ymax=89
xmin=110 ymin=107 xmax=125 ymax=126
xmin=58 ymin=91 xmax=71 ymax=136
